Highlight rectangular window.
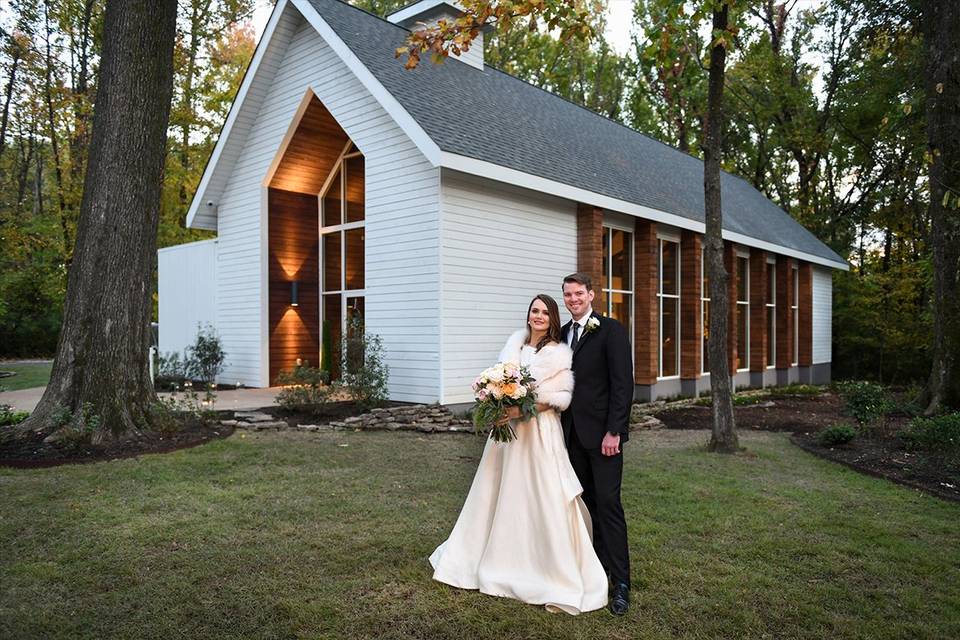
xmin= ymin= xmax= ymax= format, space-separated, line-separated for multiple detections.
xmin=792 ymin=266 xmax=799 ymax=365
xmin=658 ymin=238 xmax=680 ymax=378
xmin=601 ymin=226 xmax=633 ymax=341
xmin=701 ymin=249 xmax=710 ymax=374
xmin=736 ymin=255 xmax=749 ymax=371
xmin=766 ymin=262 xmax=775 ymax=368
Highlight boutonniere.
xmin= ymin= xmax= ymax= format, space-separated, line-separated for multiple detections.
xmin=584 ymin=316 xmax=601 ymax=334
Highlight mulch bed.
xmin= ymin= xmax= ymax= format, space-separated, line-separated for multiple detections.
xmin=0 ymin=400 xmax=406 ymax=469
xmin=655 ymin=393 xmax=960 ymax=503
xmin=656 ymin=393 xmax=849 ymax=433
xmin=0 ymin=419 xmax=235 ymax=469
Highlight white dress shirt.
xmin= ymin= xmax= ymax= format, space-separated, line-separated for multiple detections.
xmin=567 ymin=306 xmax=594 ymax=348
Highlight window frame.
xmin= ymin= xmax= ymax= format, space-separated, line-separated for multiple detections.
xmin=791 ymin=264 xmax=799 ymax=366
xmin=319 ymin=142 xmax=366 ymax=342
xmin=766 ymin=257 xmax=776 ymax=369
xmin=701 ymin=247 xmax=710 ymax=375
xmin=657 ymin=234 xmax=681 ymax=380
xmin=736 ymin=251 xmax=750 ymax=372
xmin=600 ymin=222 xmax=634 ymax=345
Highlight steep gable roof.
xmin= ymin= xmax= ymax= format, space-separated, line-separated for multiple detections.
xmin=303 ymin=0 xmax=845 ymax=269
xmin=191 ymin=0 xmax=846 ymax=269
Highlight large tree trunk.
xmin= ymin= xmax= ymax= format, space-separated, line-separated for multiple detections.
xmin=704 ymin=2 xmax=739 ymax=453
xmin=11 ymin=0 xmax=178 ymax=445
xmin=923 ymin=0 xmax=960 ymax=414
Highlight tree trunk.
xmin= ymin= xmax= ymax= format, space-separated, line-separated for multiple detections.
xmin=704 ymin=2 xmax=739 ymax=453
xmin=11 ymin=0 xmax=178 ymax=445
xmin=923 ymin=0 xmax=960 ymax=414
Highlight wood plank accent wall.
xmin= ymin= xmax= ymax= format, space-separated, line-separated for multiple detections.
xmin=749 ymin=249 xmax=768 ymax=372
xmin=798 ymin=262 xmax=813 ymax=366
xmin=776 ymin=256 xmax=794 ymax=369
xmin=269 ymin=96 xmax=349 ymax=194
xmin=576 ymin=203 xmax=603 ymax=285
xmin=680 ymin=230 xmax=702 ymax=379
xmin=634 ymin=219 xmax=659 ymax=384
xmin=726 ymin=243 xmax=739 ymax=371
xmin=268 ymin=188 xmax=320 ymax=383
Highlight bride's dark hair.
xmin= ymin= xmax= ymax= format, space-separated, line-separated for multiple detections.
xmin=526 ymin=294 xmax=563 ymax=351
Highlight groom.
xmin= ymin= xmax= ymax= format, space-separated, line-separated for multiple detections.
xmin=559 ymin=272 xmax=633 ymax=616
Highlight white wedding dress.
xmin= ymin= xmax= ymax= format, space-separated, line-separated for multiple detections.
xmin=429 ymin=344 xmax=608 ymax=615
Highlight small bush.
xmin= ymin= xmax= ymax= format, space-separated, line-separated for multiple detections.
xmin=339 ymin=316 xmax=389 ymax=411
xmin=155 ymin=324 xmax=227 ymax=390
xmin=694 ymin=393 xmax=766 ymax=407
xmin=276 ymin=362 xmax=332 ymax=415
xmin=185 ymin=323 xmax=226 ymax=384
xmin=818 ymin=423 xmax=857 ymax=446
xmin=156 ymin=351 xmax=188 ymax=388
xmin=55 ymin=403 xmax=101 ymax=446
xmin=733 ymin=394 xmax=766 ymax=406
xmin=900 ymin=413 xmax=960 ymax=455
xmin=773 ymin=384 xmax=823 ymax=396
xmin=836 ymin=380 xmax=894 ymax=424
xmin=0 ymin=405 xmax=30 ymax=427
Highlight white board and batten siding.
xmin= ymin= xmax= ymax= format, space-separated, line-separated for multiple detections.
xmin=440 ymin=170 xmax=578 ymax=404
xmin=208 ymin=10 xmax=441 ymax=399
xmin=812 ymin=266 xmax=833 ymax=364
xmin=158 ymin=239 xmax=217 ymax=359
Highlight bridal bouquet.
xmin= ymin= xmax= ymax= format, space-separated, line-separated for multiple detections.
xmin=471 ymin=362 xmax=538 ymax=443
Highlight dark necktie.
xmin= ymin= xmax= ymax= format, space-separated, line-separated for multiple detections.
xmin=570 ymin=322 xmax=581 ymax=351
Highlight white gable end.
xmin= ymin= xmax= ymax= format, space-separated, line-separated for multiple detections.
xmin=204 ymin=4 xmax=440 ymax=397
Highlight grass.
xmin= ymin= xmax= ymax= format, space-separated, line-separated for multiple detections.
xmin=1 ymin=429 xmax=958 ymax=640
xmin=0 ymin=362 xmax=53 ymax=391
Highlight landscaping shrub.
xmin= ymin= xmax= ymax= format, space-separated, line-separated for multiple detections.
xmin=156 ymin=351 xmax=189 ymax=388
xmin=694 ymin=393 xmax=766 ymax=407
xmin=185 ymin=324 xmax=226 ymax=384
xmin=0 ymin=405 xmax=29 ymax=427
xmin=275 ymin=363 xmax=332 ymax=415
xmin=339 ymin=316 xmax=389 ymax=411
xmin=818 ymin=423 xmax=857 ymax=446
xmin=54 ymin=403 xmax=101 ymax=446
xmin=900 ymin=413 xmax=960 ymax=456
xmin=155 ymin=324 xmax=227 ymax=389
xmin=772 ymin=384 xmax=823 ymax=396
xmin=836 ymin=380 xmax=894 ymax=424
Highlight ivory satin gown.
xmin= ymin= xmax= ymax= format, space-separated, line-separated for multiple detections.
xmin=429 ymin=345 xmax=608 ymax=615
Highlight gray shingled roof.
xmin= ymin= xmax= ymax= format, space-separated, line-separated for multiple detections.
xmin=305 ymin=0 xmax=846 ymax=267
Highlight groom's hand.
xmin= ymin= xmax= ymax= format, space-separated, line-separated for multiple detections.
xmin=601 ymin=432 xmax=621 ymax=456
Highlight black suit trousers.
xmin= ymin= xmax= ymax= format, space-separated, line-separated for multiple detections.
xmin=567 ymin=422 xmax=630 ymax=586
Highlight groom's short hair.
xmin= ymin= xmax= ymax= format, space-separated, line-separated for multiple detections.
xmin=563 ymin=272 xmax=593 ymax=291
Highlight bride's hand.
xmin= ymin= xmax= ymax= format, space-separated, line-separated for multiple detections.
xmin=535 ymin=403 xmax=551 ymax=413
xmin=503 ymin=406 xmax=521 ymax=419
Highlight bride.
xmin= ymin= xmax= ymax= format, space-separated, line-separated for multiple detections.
xmin=428 ymin=294 xmax=608 ymax=615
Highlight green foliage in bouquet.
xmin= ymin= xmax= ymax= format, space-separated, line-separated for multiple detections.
xmin=471 ymin=363 xmax=539 ymax=443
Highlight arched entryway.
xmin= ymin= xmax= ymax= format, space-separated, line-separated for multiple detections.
xmin=267 ymin=92 xmax=364 ymax=384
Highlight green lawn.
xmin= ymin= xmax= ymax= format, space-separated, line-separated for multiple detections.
xmin=0 ymin=362 xmax=52 ymax=391
xmin=1 ymin=429 xmax=958 ymax=640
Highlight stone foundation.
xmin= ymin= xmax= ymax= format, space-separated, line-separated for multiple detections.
xmin=221 ymin=404 xmax=475 ymax=434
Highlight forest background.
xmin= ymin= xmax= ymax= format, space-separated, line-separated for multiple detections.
xmin=0 ymin=0 xmax=944 ymax=389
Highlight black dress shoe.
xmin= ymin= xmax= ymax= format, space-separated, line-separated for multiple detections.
xmin=610 ymin=582 xmax=629 ymax=616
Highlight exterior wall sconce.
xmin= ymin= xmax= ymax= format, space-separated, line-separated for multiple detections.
xmin=290 ymin=280 xmax=299 ymax=306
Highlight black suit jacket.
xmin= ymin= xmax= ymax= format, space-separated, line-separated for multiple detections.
xmin=560 ymin=311 xmax=634 ymax=450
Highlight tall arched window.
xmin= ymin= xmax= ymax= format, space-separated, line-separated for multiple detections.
xmin=320 ymin=142 xmax=365 ymax=377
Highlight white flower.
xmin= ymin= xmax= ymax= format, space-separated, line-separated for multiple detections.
xmin=585 ymin=316 xmax=601 ymax=333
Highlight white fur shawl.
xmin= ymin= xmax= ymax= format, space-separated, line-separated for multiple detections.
xmin=497 ymin=329 xmax=575 ymax=411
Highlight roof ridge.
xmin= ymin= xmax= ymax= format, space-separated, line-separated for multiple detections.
xmin=325 ymin=0 xmax=760 ymax=196
xmin=310 ymin=0 xmax=845 ymax=265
